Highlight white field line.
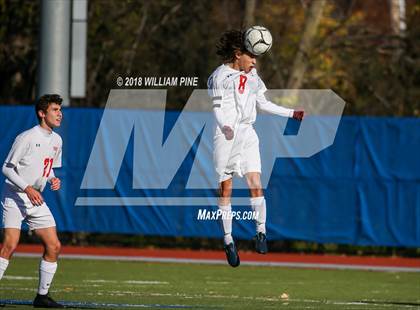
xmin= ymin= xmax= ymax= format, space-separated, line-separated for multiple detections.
xmin=0 ymin=298 xmax=194 ymax=309
xmin=13 ymin=252 xmax=420 ymax=273
xmin=82 ymin=290 xmax=418 ymax=308
xmin=3 ymin=275 xmax=37 ymax=280
xmin=0 ymin=287 xmax=35 ymax=292
xmin=1 ymin=277 xmax=168 ymax=285
xmin=0 ymin=287 xmax=418 ymax=308
xmin=83 ymin=279 xmax=169 ymax=284
xmin=291 ymin=298 xmax=419 ymax=308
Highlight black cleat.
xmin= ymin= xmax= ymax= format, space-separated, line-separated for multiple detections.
xmin=224 ymin=242 xmax=240 ymax=267
xmin=255 ymin=232 xmax=268 ymax=254
xmin=33 ymin=293 xmax=64 ymax=308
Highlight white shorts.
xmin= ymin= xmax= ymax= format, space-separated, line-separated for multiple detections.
xmin=1 ymin=184 xmax=56 ymax=230
xmin=214 ymin=124 xmax=261 ymax=183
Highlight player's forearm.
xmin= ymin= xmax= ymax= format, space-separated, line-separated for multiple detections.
xmin=2 ymin=163 xmax=29 ymax=191
xmin=258 ymin=100 xmax=294 ymax=118
xmin=213 ymin=105 xmax=228 ymax=130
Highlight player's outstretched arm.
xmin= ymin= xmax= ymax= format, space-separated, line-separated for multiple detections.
xmin=257 ymin=93 xmax=305 ymax=121
xmin=256 ymin=93 xmax=294 ymax=118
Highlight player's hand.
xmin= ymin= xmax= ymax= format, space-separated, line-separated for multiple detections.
xmin=293 ymin=110 xmax=305 ymax=121
xmin=222 ymin=126 xmax=234 ymax=140
xmin=50 ymin=177 xmax=61 ymax=191
xmin=24 ymin=186 xmax=44 ymax=206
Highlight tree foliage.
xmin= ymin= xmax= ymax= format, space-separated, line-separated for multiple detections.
xmin=0 ymin=0 xmax=419 ymax=115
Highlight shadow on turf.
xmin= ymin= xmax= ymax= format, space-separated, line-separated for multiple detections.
xmin=0 ymin=300 xmax=96 ymax=309
xmin=0 ymin=300 xmax=220 ymax=309
xmin=358 ymin=300 xmax=420 ymax=307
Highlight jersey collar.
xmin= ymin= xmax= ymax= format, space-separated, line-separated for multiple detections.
xmin=36 ymin=125 xmax=53 ymax=137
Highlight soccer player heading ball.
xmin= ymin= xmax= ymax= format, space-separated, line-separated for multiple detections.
xmin=0 ymin=94 xmax=64 ymax=307
xmin=208 ymin=27 xmax=304 ymax=267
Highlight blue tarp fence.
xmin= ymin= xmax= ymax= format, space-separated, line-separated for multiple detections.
xmin=0 ymin=105 xmax=419 ymax=247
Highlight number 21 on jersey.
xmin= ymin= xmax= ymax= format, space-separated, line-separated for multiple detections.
xmin=43 ymin=158 xmax=54 ymax=177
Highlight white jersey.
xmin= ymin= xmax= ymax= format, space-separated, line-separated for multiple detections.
xmin=208 ymin=64 xmax=262 ymax=128
xmin=4 ymin=125 xmax=62 ymax=193
xmin=208 ymin=64 xmax=294 ymax=134
xmin=208 ymin=64 xmax=294 ymax=181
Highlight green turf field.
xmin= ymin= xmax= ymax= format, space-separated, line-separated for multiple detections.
xmin=0 ymin=257 xmax=419 ymax=309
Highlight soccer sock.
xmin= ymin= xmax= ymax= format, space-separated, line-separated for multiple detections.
xmin=38 ymin=259 xmax=57 ymax=295
xmin=250 ymin=196 xmax=266 ymax=234
xmin=0 ymin=257 xmax=9 ymax=280
xmin=218 ymin=204 xmax=233 ymax=245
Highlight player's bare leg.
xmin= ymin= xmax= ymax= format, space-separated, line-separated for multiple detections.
xmin=218 ymin=178 xmax=239 ymax=267
xmin=34 ymin=227 xmax=61 ymax=262
xmin=0 ymin=228 xmax=20 ymax=279
xmin=246 ymin=172 xmax=263 ymax=197
xmin=246 ymin=172 xmax=267 ymax=254
xmin=219 ymin=177 xmax=232 ymax=205
xmin=32 ymin=227 xmax=63 ymax=308
xmin=0 ymin=228 xmax=20 ymax=259
xmin=218 ymin=178 xmax=233 ymax=244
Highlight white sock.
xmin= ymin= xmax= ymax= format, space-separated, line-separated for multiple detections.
xmin=250 ymin=196 xmax=266 ymax=234
xmin=0 ymin=257 xmax=9 ymax=280
xmin=38 ymin=259 xmax=57 ymax=295
xmin=218 ymin=204 xmax=233 ymax=245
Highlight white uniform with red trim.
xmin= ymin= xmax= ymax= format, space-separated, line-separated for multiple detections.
xmin=208 ymin=64 xmax=294 ymax=182
xmin=1 ymin=125 xmax=62 ymax=230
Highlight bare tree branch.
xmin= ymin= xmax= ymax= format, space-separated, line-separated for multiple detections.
xmin=126 ymin=5 xmax=149 ymax=75
xmin=287 ymin=0 xmax=326 ymax=90
xmin=243 ymin=0 xmax=256 ymax=28
xmin=150 ymin=3 xmax=182 ymax=34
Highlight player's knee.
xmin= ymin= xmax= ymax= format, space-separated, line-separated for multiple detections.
xmin=248 ymin=178 xmax=261 ymax=190
xmin=220 ymin=188 xmax=232 ymax=198
xmin=246 ymin=173 xmax=261 ymax=188
xmin=250 ymin=188 xmax=263 ymax=197
xmin=46 ymin=240 xmax=61 ymax=256
xmin=53 ymin=240 xmax=61 ymax=255
xmin=1 ymin=242 xmax=18 ymax=258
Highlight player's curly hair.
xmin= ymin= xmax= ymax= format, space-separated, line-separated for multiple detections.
xmin=35 ymin=94 xmax=63 ymax=122
xmin=216 ymin=29 xmax=246 ymax=63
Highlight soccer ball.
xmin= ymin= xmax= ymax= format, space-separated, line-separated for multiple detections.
xmin=244 ymin=26 xmax=273 ymax=56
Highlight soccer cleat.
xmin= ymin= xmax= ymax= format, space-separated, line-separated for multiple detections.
xmin=33 ymin=293 xmax=64 ymax=308
xmin=255 ymin=232 xmax=268 ymax=254
xmin=224 ymin=242 xmax=240 ymax=267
